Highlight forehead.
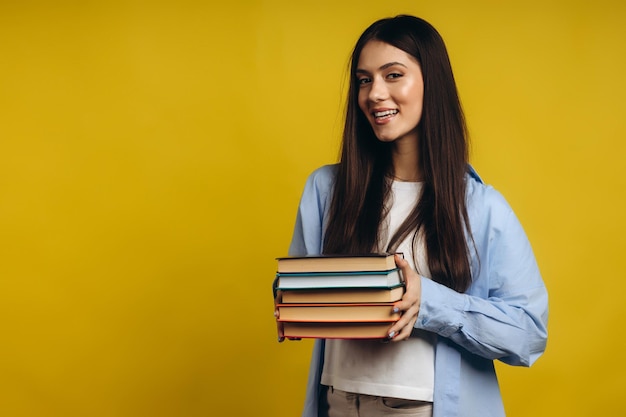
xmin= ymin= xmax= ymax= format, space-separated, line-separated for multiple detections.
xmin=356 ymin=40 xmax=419 ymax=70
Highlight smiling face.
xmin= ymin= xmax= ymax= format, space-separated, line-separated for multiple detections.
xmin=356 ymin=40 xmax=424 ymax=146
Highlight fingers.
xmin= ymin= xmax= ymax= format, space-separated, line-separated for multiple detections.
xmin=274 ymin=290 xmax=285 ymax=342
xmin=386 ymin=303 xmax=419 ymax=342
xmin=394 ymin=254 xmax=411 ymax=279
xmin=275 ymin=309 xmax=285 ymax=343
xmin=275 ymin=309 xmax=301 ymax=342
xmin=388 ymin=254 xmax=422 ymax=342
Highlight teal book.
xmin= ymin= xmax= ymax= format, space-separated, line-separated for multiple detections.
xmin=279 ymin=284 xmax=404 ymax=303
xmin=276 ymin=269 xmax=403 ymax=289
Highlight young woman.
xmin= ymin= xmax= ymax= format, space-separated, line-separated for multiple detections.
xmin=278 ymin=15 xmax=548 ymax=417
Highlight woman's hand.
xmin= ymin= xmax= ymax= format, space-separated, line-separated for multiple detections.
xmin=275 ymin=290 xmax=285 ymax=342
xmin=275 ymin=290 xmax=301 ymax=342
xmin=387 ymin=254 xmax=422 ymax=342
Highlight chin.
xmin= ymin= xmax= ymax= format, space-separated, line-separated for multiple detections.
xmin=375 ymin=135 xmax=398 ymax=143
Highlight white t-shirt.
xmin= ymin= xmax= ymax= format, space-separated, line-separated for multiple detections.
xmin=320 ymin=180 xmax=435 ymax=401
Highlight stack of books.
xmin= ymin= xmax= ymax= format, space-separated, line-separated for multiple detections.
xmin=275 ymin=253 xmax=404 ymax=339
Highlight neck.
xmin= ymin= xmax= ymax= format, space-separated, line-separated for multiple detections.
xmin=391 ymin=138 xmax=421 ymax=182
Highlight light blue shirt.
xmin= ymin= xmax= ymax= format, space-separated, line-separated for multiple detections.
xmin=288 ymin=164 xmax=548 ymax=417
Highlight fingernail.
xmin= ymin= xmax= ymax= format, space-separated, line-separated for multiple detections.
xmin=392 ymin=307 xmax=400 ymax=313
xmin=278 ymin=336 xmax=285 ymax=343
xmin=388 ymin=330 xmax=396 ymax=339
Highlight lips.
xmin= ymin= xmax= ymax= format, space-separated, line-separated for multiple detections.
xmin=373 ymin=109 xmax=398 ymax=118
xmin=371 ymin=108 xmax=398 ymax=125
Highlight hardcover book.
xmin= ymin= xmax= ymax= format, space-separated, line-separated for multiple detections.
xmin=280 ymin=285 xmax=404 ymax=304
xmin=282 ymin=321 xmax=394 ymax=339
xmin=276 ymin=253 xmax=399 ymax=273
xmin=277 ymin=302 xmax=400 ymax=322
xmin=277 ymin=269 xmax=403 ymax=289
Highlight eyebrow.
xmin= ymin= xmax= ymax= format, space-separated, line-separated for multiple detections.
xmin=355 ymin=61 xmax=408 ymax=74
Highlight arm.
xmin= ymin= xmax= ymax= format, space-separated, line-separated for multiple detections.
xmin=389 ymin=195 xmax=548 ymax=366
xmin=416 ymin=207 xmax=548 ymax=366
xmin=417 ymin=281 xmax=547 ymax=366
xmin=287 ymin=165 xmax=335 ymax=257
xmin=274 ymin=165 xmax=335 ymax=340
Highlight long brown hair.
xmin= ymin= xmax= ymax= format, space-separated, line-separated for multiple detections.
xmin=323 ymin=15 xmax=473 ymax=293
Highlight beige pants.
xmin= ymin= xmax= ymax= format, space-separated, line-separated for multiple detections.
xmin=320 ymin=386 xmax=433 ymax=417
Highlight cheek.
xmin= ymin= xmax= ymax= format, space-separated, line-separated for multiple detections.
xmin=398 ymin=82 xmax=421 ymax=102
xmin=357 ymin=93 xmax=368 ymax=115
xmin=402 ymin=86 xmax=424 ymax=114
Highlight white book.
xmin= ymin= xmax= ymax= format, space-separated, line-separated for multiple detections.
xmin=277 ymin=269 xmax=403 ymax=289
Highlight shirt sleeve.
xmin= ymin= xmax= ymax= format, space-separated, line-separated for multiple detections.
xmin=285 ymin=167 xmax=334 ymax=417
xmin=288 ymin=165 xmax=334 ymax=257
xmin=415 ymin=201 xmax=548 ymax=367
xmin=273 ymin=168 xmax=329 ymax=298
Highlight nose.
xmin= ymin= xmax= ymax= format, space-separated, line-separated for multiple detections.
xmin=368 ymin=77 xmax=388 ymax=102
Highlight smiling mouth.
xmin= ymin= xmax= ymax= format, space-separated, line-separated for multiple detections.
xmin=373 ymin=109 xmax=398 ymax=119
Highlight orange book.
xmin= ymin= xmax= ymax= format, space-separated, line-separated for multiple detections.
xmin=277 ymin=303 xmax=400 ymax=322
xmin=282 ymin=322 xmax=394 ymax=339
xmin=280 ymin=286 xmax=404 ymax=304
xmin=276 ymin=253 xmax=399 ymax=273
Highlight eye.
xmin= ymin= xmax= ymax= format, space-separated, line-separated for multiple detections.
xmin=387 ymin=72 xmax=403 ymax=80
xmin=357 ymin=77 xmax=371 ymax=85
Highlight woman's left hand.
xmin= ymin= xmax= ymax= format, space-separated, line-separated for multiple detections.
xmin=387 ymin=254 xmax=422 ymax=342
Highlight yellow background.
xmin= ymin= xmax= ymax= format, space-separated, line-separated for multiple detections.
xmin=1 ymin=0 xmax=624 ymax=416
